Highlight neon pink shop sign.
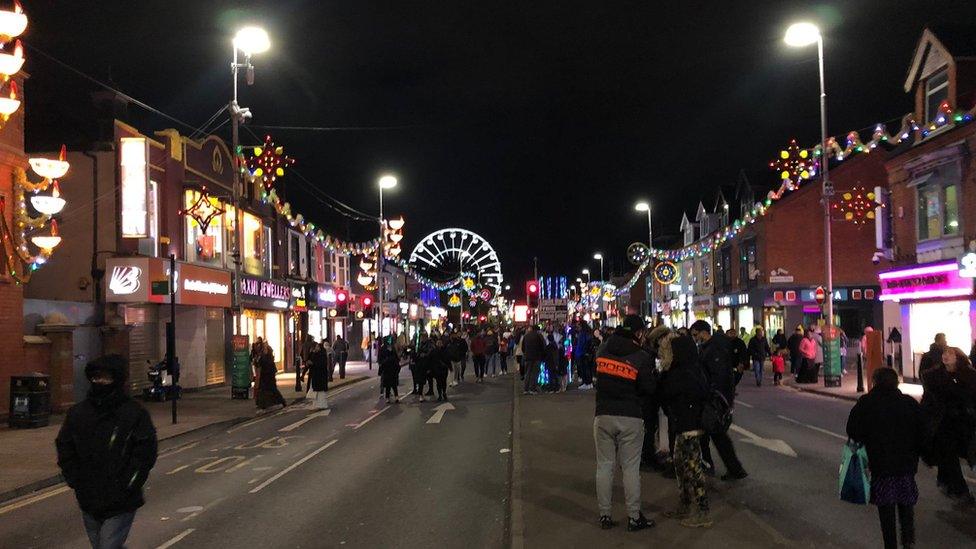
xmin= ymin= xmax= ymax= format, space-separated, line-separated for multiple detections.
xmin=878 ymin=261 xmax=973 ymax=301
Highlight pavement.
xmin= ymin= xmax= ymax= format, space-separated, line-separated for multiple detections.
xmin=779 ymin=367 xmax=924 ymax=402
xmin=0 ymin=362 xmax=372 ymax=504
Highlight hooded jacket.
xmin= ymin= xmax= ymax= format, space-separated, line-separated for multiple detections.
xmin=521 ymin=329 xmax=547 ymax=362
xmin=595 ymin=328 xmax=656 ymax=419
xmin=847 ymin=385 xmax=925 ymax=477
xmin=700 ymin=331 xmax=736 ymax=402
xmin=660 ymin=335 xmax=709 ymax=433
xmin=56 ymin=355 xmax=158 ymax=521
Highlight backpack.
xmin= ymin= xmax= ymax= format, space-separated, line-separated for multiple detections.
xmin=701 ymin=389 xmax=733 ymax=434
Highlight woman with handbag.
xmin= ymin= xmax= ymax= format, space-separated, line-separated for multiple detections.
xmin=921 ymin=346 xmax=976 ymax=504
xmin=847 ymin=367 xmax=925 ymax=549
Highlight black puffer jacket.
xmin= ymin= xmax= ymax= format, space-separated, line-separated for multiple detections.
xmin=521 ymin=330 xmax=547 ymax=362
xmin=595 ymin=328 xmax=656 ymax=419
xmin=661 ymin=335 xmax=709 ymax=433
xmin=56 ymin=355 xmax=158 ymax=521
xmin=847 ymin=385 xmax=925 ymax=477
xmin=700 ymin=332 xmax=737 ymax=402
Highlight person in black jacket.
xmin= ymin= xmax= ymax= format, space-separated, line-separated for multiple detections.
xmin=848 ymin=367 xmax=925 ymax=549
xmin=593 ymin=315 xmax=656 ymax=532
xmin=521 ymin=325 xmax=547 ymax=394
xmin=725 ymin=329 xmax=749 ymax=388
xmin=787 ymin=325 xmax=805 ymax=375
xmin=690 ymin=320 xmax=748 ymax=481
xmin=429 ymin=337 xmax=454 ymax=401
xmin=379 ymin=336 xmax=401 ymax=403
xmin=56 ymin=355 xmax=158 ymax=549
xmin=772 ymin=329 xmax=787 ymax=351
xmin=305 ymin=342 xmax=330 ymax=409
xmin=747 ymin=327 xmax=772 ymax=387
xmin=921 ymin=346 xmax=976 ymax=504
xmin=918 ymin=333 xmax=947 ymax=379
xmin=660 ymin=334 xmax=713 ymax=528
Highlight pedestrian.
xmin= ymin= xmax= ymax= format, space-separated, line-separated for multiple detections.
xmin=772 ymin=328 xmax=787 ymax=352
xmin=970 ymin=339 xmax=976 ymax=368
xmin=515 ymin=330 xmax=525 ymax=379
xmin=305 ymin=341 xmax=330 ymax=409
xmin=747 ymin=326 xmax=772 ymax=387
xmin=798 ymin=328 xmax=818 ymax=384
xmin=838 ymin=328 xmax=850 ymax=375
xmin=499 ymin=331 xmax=511 ymax=375
xmin=726 ymin=328 xmax=748 ymax=388
xmin=321 ymin=337 xmax=334 ymax=381
xmin=640 ymin=325 xmax=672 ymax=471
xmin=430 ymin=337 xmax=454 ymax=401
xmin=471 ymin=330 xmax=487 ymax=382
xmin=544 ymin=325 xmax=562 ymax=393
xmin=333 ymin=335 xmax=349 ymax=379
xmin=847 ymin=367 xmax=925 ymax=549
xmin=593 ymin=315 xmax=657 ymax=532
xmin=448 ymin=331 xmax=468 ymax=386
xmin=660 ymin=334 xmax=713 ymax=528
xmin=787 ymin=325 xmax=805 ymax=375
xmin=575 ymin=322 xmax=593 ymax=389
xmin=918 ymin=333 xmax=947 ymax=379
xmin=256 ymin=342 xmax=287 ymax=409
xmin=557 ymin=332 xmax=570 ymax=392
xmin=55 ymin=355 xmax=158 ymax=549
xmin=486 ymin=328 xmax=500 ymax=377
xmin=921 ymin=346 xmax=976 ymax=504
xmin=379 ymin=336 xmax=401 ymax=404
xmin=521 ymin=324 xmax=546 ymax=394
xmin=771 ymin=348 xmax=787 ymax=386
xmin=690 ymin=320 xmax=748 ymax=481
xmin=811 ymin=325 xmax=824 ymax=380
xmin=413 ymin=332 xmax=434 ymax=402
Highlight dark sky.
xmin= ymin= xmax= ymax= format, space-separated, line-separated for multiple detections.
xmin=22 ymin=0 xmax=976 ymax=288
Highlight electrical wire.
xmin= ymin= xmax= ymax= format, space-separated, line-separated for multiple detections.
xmin=251 ymin=124 xmax=424 ymax=132
xmin=188 ymin=105 xmax=230 ymax=139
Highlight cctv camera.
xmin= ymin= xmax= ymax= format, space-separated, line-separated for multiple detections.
xmin=872 ymin=253 xmax=881 ymax=265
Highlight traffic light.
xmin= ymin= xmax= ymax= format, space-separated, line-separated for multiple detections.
xmin=336 ymin=289 xmax=349 ymax=317
xmin=526 ymin=280 xmax=539 ymax=307
xmin=361 ymin=294 xmax=374 ymax=316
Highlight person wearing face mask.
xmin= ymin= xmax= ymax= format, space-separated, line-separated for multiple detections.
xmin=921 ymin=346 xmax=976 ymax=504
xmin=56 ymin=355 xmax=158 ymax=549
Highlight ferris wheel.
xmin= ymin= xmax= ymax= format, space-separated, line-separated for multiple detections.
xmin=408 ymin=228 xmax=503 ymax=291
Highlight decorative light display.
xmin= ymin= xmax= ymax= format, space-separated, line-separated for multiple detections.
xmin=447 ymin=290 xmax=462 ymax=308
xmin=263 ymin=188 xmax=381 ymax=255
xmin=0 ymin=1 xmax=25 ymax=129
xmin=832 ymin=186 xmax=880 ymax=225
xmin=768 ymin=138 xmax=816 ymax=193
xmin=385 ymin=255 xmax=464 ymax=291
xmin=247 ymin=134 xmax=294 ymax=190
xmin=1 ymin=146 xmax=71 ymax=283
xmin=627 ymin=242 xmax=649 ymax=265
xmin=653 ymin=261 xmax=678 ymax=285
xmin=180 ymin=186 xmax=225 ymax=234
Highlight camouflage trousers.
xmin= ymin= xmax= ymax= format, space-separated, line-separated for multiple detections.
xmin=674 ymin=432 xmax=709 ymax=511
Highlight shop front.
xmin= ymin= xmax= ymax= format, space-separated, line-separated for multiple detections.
xmin=105 ymin=257 xmax=232 ymax=389
xmin=879 ymin=260 xmax=975 ymax=381
xmin=692 ymin=294 xmax=713 ymax=325
xmin=715 ymin=292 xmax=751 ymax=333
xmin=236 ymin=274 xmax=290 ymax=371
xmin=762 ymin=286 xmax=879 ymax=341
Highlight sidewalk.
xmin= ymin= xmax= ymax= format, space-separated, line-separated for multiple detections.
xmin=0 ymin=370 xmax=366 ymax=504
xmin=781 ymin=368 xmax=923 ymax=402
xmin=511 ymin=381 xmax=793 ymax=548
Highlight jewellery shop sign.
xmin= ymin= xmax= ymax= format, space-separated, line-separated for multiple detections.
xmin=239 ymin=274 xmax=291 ymax=310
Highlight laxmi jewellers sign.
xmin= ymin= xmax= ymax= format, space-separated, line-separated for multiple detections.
xmin=239 ymin=275 xmax=291 ymax=309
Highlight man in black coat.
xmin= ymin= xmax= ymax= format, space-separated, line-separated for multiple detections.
xmin=918 ymin=333 xmax=947 ymax=379
xmin=521 ymin=325 xmax=547 ymax=394
xmin=690 ymin=320 xmax=748 ymax=481
xmin=787 ymin=325 xmax=805 ymax=375
xmin=56 ymin=355 xmax=158 ymax=548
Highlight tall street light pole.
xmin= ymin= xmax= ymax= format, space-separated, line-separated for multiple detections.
xmin=635 ymin=201 xmax=653 ymax=322
xmin=230 ymin=27 xmax=270 ymax=335
xmin=377 ymin=175 xmax=398 ymax=340
xmin=593 ymin=253 xmax=604 ymax=282
xmin=786 ymin=22 xmax=835 ymax=386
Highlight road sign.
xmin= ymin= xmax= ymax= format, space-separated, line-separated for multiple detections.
xmin=814 ymin=286 xmax=826 ymax=305
xmin=538 ymin=298 xmax=568 ymax=321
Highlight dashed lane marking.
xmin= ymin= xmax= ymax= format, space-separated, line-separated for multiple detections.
xmin=249 ymin=440 xmax=338 ymax=493
xmin=0 ymin=485 xmax=70 ymax=516
xmin=155 ymin=528 xmax=195 ymax=549
xmin=737 ymin=401 xmax=754 ymax=408
xmin=226 ymin=382 xmax=365 ymax=433
xmin=279 ymin=409 xmax=331 ymax=432
xmin=352 ymin=406 xmax=390 ymax=430
xmin=775 ymin=415 xmax=847 ymax=441
xmin=158 ymin=441 xmax=200 ymax=459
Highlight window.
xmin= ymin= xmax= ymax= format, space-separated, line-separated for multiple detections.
xmin=740 ymin=240 xmax=758 ymax=289
xmin=138 ymin=181 xmax=159 ymax=257
xmin=699 ymin=258 xmax=711 ymax=289
xmin=336 ymin=253 xmax=348 ymax=287
xmin=241 ymin=212 xmax=271 ymax=277
xmin=925 ymin=69 xmax=949 ymax=122
xmin=287 ymin=231 xmax=305 ymax=277
xmin=306 ymin=240 xmax=316 ymax=281
xmin=322 ymin=251 xmax=335 ymax=283
xmin=717 ymin=247 xmax=733 ymax=292
xmin=916 ymin=163 xmax=961 ymax=241
xmin=184 ymin=190 xmax=232 ymax=267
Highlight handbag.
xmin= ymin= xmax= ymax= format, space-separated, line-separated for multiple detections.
xmin=702 ymin=389 xmax=732 ymax=434
xmin=839 ymin=440 xmax=870 ymax=505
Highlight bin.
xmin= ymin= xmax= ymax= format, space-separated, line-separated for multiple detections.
xmin=9 ymin=373 xmax=51 ymax=428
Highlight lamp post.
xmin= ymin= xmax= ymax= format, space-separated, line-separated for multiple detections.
xmin=230 ymin=26 xmax=270 ymax=336
xmin=785 ymin=22 xmax=836 ymax=387
xmin=377 ymin=174 xmax=397 ymax=340
xmin=635 ymin=201 xmax=654 ymax=323
xmin=593 ymin=253 xmax=604 ymax=282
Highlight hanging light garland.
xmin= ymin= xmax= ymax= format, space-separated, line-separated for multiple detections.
xmin=385 ymin=255 xmax=464 ymax=291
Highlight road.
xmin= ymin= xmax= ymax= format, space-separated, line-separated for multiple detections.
xmin=0 ymin=370 xmax=514 ymax=549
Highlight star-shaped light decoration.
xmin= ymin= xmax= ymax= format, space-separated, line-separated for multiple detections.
xmin=768 ymin=138 xmax=817 ymax=190
xmin=181 ymin=187 xmax=225 ymax=234
xmin=832 ymin=186 xmax=881 ymax=225
xmin=247 ymin=135 xmax=295 ymax=190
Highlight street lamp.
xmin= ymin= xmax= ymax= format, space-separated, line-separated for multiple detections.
xmin=377 ymin=174 xmax=397 ymax=340
xmin=230 ymin=26 xmax=270 ymax=337
xmin=593 ymin=253 xmax=604 ymax=281
xmin=785 ymin=21 xmax=836 ymax=386
xmin=582 ymin=268 xmax=590 ymax=283
xmin=635 ymin=201 xmax=654 ymax=322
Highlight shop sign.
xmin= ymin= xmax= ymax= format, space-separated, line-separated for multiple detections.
xmin=316 ymin=286 xmax=337 ymax=306
xmin=879 ymin=261 xmax=974 ymax=302
xmin=291 ymin=284 xmax=308 ymax=312
xmin=240 ymin=275 xmax=290 ymax=309
xmin=409 ymin=303 xmax=420 ymax=320
xmin=716 ymin=293 xmax=749 ymax=307
xmin=801 ymin=288 xmax=848 ymax=303
xmin=119 ymin=137 xmax=150 ymax=238
xmin=959 ymin=252 xmax=976 ymax=278
xmin=178 ymin=263 xmax=231 ymax=307
xmin=106 ymin=257 xmax=230 ymax=307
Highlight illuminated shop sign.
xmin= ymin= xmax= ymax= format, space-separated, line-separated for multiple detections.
xmin=879 ymin=261 xmax=974 ymax=302
xmin=119 ymin=137 xmax=150 ymax=238
xmin=106 ymin=257 xmax=231 ymax=307
xmin=240 ymin=275 xmax=291 ymax=309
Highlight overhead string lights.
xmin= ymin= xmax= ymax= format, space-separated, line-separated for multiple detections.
xmin=384 ymin=255 xmax=464 ymax=291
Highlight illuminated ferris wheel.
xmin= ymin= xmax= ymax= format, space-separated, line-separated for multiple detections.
xmin=408 ymin=228 xmax=503 ymax=291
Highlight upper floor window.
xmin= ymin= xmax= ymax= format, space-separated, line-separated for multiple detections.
xmin=699 ymin=258 xmax=711 ymax=289
xmin=916 ymin=162 xmax=961 ymax=242
xmin=287 ymin=230 xmax=306 ymax=277
xmin=184 ymin=189 xmax=232 ymax=268
xmin=241 ymin=212 xmax=271 ymax=277
xmin=740 ymin=240 xmax=758 ymax=289
xmin=925 ymin=68 xmax=949 ymax=122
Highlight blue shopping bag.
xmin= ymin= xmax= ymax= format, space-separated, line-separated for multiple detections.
xmin=838 ymin=440 xmax=870 ymax=505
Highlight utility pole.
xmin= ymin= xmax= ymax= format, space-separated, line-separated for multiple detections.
xmin=168 ymin=254 xmax=178 ymax=424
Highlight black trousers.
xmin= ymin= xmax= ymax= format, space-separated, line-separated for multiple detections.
xmin=435 ymin=372 xmax=448 ymax=398
xmin=384 ymin=384 xmax=399 ymax=398
xmin=411 ymin=369 xmax=426 ymax=394
xmin=700 ymin=431 xmax=746 ymax=476
xmin=878 ymin=504 xmax=914 ymax=549
xmin=936 ymin=451 xmax=969 ymax=496
xmin=473 ymin=355 xmax=486 ymax=378
xmin=642 ymin=402 xmax=660 ymax=463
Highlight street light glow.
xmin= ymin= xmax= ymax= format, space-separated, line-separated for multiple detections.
xmin=593 ymin=253 xmax=603 ymax=260
xmin=582 ymin=268 xmax=590 ymax=275
xmin=634 ymin=201 xmax=649 ymax=212
xmin=379 ymin=174 xmax=398 ymax=189
xmin=233 ymin=26 xmax=271 ymax=55
xmin=784 ymin=22 xmax=821 ymax=47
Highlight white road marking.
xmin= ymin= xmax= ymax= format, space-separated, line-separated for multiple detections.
xmin=426 ymin=402 xmax=456 ymax=424
xmin=279 ymin=409 xmax=331 ymax=432
xmin=249 ymin=440 xmax=338 ymax=493
xmin=737 ymin=401 xmax=754 ymax=408
xmin=159 ymin=441 xmax=200 ymax=459
xmin=180 ymin=512 xmax=199 ymax=522
xmin=352 ymin=406 xmax=390 ymax=430
xmin=227 ymin=382 xmax=362 ymax=433
xmin=0 ymin=485 xmax=70 ymax=516
xmin=730 ymin=424 xmax=798 ymax=457
xmin=499 ymin=448 xmax=511 ymax=454
xmin=176 ymin=506 xmax=203 ymax=513
xmin=776 ymin=415 xmax=847 ymax=441
xmin=155 ymin=528 xmax=195 ymax=549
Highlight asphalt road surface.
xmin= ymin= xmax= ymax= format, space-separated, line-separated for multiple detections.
xmin=0 ymin=371 xmax=514 ymax=549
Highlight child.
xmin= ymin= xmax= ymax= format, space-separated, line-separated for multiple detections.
xmin=771 ymin=349 xmax=787 ymax=386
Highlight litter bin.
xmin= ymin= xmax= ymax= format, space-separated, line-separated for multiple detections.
xmin=9 ymin=373 xmax=51 ymax=428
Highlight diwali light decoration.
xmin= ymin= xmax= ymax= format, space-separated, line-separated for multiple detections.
xmin=768 ymin=138 xmax=816 ymax=193
xmin=180 ymin=186 xmax=225 ymax=234
xmin=247 ymin=134 xmax=294 ymax=190
xmin=653 ymin=261 xmax=678 ymax=285
xmin=833 ymin=186 xmax=880 ymax=225
xmin=627 ymin=242 xmax=648 ymax=266
xmin=0 ymin=1 xmax=27 ymax=40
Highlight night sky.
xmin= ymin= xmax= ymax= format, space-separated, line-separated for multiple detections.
xmin=21 ymin=0 xmax=976 ymax=290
